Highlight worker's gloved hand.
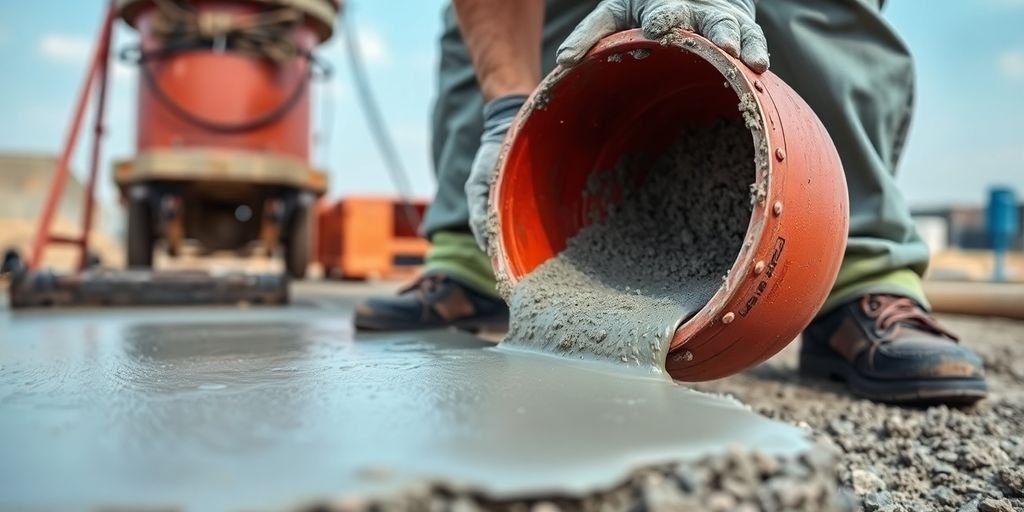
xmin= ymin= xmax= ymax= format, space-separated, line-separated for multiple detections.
xmin=466 ymin=94 xmax=529 ymax=252
xmin=556 ymin=0 xmax=769 ymax=73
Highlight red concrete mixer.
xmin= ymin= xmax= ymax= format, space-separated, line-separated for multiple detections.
xmin=113 ymin=0 xmax=340 ymax=277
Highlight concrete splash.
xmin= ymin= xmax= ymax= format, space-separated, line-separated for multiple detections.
xmin=0 ymin=304 xmax=813 ymax=510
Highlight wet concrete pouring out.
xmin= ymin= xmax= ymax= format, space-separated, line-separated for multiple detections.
xmin=0 ymin=114 xmax=850 ymax=510
xmin=0 ymin=99 xmax=857 ymax=510
xmin=503 ymin=118 xmax=754 ymax=375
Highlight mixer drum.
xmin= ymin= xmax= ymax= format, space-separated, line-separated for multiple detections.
xmin=112 ymin=0 xmax=340 ymax=278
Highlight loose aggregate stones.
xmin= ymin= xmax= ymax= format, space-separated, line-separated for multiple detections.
xmin=691 ymin=315 xmax=1024 ymax=512
xmin=312 ymin=450 xmax=847 ymax=512
xmin=502 ymin=118 xmax=754 ymax=375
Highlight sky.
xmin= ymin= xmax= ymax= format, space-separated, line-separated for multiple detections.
xmin=0 ymin=0 xmax=1021 ymax=211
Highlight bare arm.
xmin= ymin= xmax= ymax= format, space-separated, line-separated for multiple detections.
xmin=451 ymin=0 xmax=546 ymax=101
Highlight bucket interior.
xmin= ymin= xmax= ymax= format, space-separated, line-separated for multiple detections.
xmin=499 ymin=39 xmax=759 ymax=292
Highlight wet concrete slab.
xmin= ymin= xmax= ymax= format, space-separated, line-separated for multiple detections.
xmin=0 ymin=297 xmax=811 ymax=510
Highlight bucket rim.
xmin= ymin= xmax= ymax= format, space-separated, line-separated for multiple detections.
xmin=488 ymin=28 xmax=775 ymax=358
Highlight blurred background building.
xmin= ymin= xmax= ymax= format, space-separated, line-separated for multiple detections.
xmin=914 ymin=206 xmax=1023 ymax=252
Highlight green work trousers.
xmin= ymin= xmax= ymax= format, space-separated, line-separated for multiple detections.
xmin=421 ymin=0 xmax=930 ymax=313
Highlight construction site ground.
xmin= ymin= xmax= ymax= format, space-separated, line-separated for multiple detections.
xmin=693 ymin=313 xmax=1024 ymax=512
xmin=0 ymin=279 xmax=1022 ymax=511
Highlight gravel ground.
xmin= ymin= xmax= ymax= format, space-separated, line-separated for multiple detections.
xmin=315 ymin=450 xmax=847 ymax=512
xmin=691 ymin=314 xmax=1024 ymax=512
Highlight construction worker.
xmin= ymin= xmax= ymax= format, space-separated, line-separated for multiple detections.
xmin=356 ymin=0 xmax=988 ymax=405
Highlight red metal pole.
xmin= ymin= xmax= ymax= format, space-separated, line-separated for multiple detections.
xmin=29 ymin=3 xmax=117 ymax=269
xmin=78 ymin=3 xmax=115 ymax=271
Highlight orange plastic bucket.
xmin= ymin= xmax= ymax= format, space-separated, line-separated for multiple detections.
xmin=490 ymin=30 xmax=849 ymax=381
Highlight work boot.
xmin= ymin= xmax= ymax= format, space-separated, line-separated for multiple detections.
xmin=354 ymin=274 xmax=509 ymax=332
xmin=800 ymin=294 xmax=987 ymax=405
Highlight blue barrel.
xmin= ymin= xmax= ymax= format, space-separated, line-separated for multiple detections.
xmin=987 ymin=187 xmax=1019 ymax=282
xmin=988 ymin=188 xmax=1019 ymax=250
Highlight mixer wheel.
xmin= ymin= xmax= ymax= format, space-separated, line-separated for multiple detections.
xmin=284 ymin=205 xmax=310 ymax=280
xmin=126 ymin=198 xmax=155 ymax=268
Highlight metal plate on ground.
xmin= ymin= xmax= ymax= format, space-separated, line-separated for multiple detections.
xmin=7 ymin=269 xmax=288 ymax=309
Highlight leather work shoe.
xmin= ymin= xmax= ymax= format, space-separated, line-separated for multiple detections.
xmin=800 ymin=294 xmax=987 ymax=405
xmin=354 ymin=274 xmax=509 ymax=332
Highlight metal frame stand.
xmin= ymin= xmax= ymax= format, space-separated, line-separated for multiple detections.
xmin=29 ymin=1 xmax=116 ymax=271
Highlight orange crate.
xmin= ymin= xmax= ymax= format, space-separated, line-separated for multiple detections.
xmin=317 ymin=196 xmax=429 ymax=280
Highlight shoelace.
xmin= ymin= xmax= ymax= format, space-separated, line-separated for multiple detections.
xmin=400 ymin=275 xmax=444 ymax=297
xmin=863 ymin=295 xmax=959 ymax=342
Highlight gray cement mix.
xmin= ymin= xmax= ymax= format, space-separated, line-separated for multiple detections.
xmin=501 ymin=119 xmax=754 ymax=376
xmin=0 ymin=302 xmax=833 ymax=511
xmin=0 ymin=85 xmax=822 ymax=508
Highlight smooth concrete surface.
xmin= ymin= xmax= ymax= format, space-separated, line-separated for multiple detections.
xmin=0 ymin=287 xmax=809 ymax=510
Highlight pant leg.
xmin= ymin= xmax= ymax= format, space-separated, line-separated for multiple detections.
xmin=420 ymin=5 xmax=483 ymax=239
xmin=756 ymin=0 xmax=930 ymax=313
xmin=421 ymin=1 xmax=598 ymax=295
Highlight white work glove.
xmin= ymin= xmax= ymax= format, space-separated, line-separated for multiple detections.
xmin=466 ymin=94 xmax=529 ymax=252
xmin=556 ymin=0 xmax=769 ymax=73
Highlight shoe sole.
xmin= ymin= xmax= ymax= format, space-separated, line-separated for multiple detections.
xmin=799 ymin=350 xmax=988 ymax=406
xmin=354 ymin=312 xmax=509 ymax=335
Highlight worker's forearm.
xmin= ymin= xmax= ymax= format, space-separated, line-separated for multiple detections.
xmin=451 ymin=0 xmax=545 ymax=101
